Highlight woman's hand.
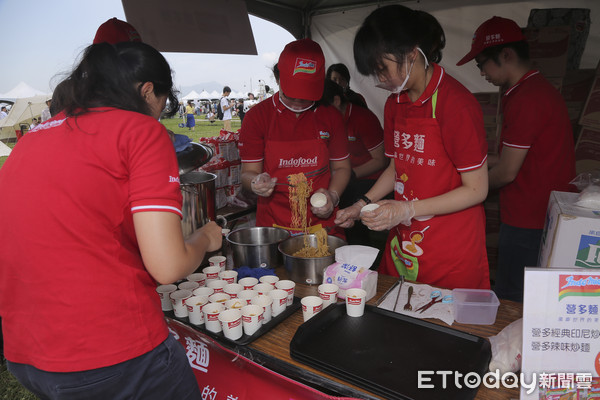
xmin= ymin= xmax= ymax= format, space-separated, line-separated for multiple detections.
xmin=334 ymin=202 xmax=363 ymax=228
xmin=361 ymin=200 xmax=415 ymax=231
xmin=251 ymin=172 xmax=277 ymax=197
xmin=196 ymin=221 xmax=223 ymax=253
xmin=310 ymin=188 xmax=339 ymax=219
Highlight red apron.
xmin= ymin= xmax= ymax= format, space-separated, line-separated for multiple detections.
xmin=380 ymin=91 xmax=489 ymax=289
xmin=257 ymin=110 xmax=340 ymax=237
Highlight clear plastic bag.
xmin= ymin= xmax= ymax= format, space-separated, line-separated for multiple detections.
xmin=488 ymin=318 xmax=522 ymax=374
xmin=570 ymin=171 xmax=600 ymax=209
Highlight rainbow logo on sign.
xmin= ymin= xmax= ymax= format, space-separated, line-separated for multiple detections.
xmin=293 ymin=58 xmax=317 ymax=75
xmin=559 ymin=274 xmax=600 ymax=301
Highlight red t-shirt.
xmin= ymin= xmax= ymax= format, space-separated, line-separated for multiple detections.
xmin=344 ymin=103 xmax=384 ymax=180
xmin=0 ymin=108 xmax=182 ymax=372
xmin=499 ymin=70 xmax=576 ymax=229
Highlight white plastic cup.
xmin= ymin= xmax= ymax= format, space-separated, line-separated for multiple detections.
xmin=209 ymin=255 xmax=227 ymax=271
xmin=269 ymin=289 xmax=289 ymax=317
xmin=186 ymin=272 xmax=206 ymax=287
xmin=345 ymin=288 xmax=367 ymax=317
xmin=224 ymin=298 xmax=246 ymax=310
xmin=318 ymin=283 xmax=340 ymax=308
xmin=185 ymin=295 xmax=209 ymax=325
xmin=275 ymin=279 xmax=296 ymax=306
xmin=208 ymin=292 xmax=231 ymax=304
xmin=203 ymin=302 xmax=225 ymax=333
xmin=170 ymin=289 xmax=192 ymax=318
xmin=223 ymin=283 xmax=243 ymax=299
xmin=238 ymin=277 xmax=259 ymax=290
xmin=238 ymin=289 xmax=259 ymax=305
xmin=241 ymin=304 xmax=264 ymax=336
xmin=202 ymin=266 xmax=221 ymax=283
xmin=253 ymin=283 xmax=274 ymax=296
xmin=156 ymin=284 xmax=177 ymax=311
xmin=251 ymin=295 xmax=273 ymax=324
xmin=192 ymin=286 xmax=214 ymax=298
xmin=219 ymin=270 xmax=238 ymax=284
xmin=178 ymin=281 xmax=200 ymax=292
xmin=301 ymin=296 xmax=323 ymax=322
xmin=207 ymin=279 xmax=227 ymax=293
xmin=219 ymin=309 xmax=243 ymax=340
xmin=259 ymin=275 xmax=279 ymax=286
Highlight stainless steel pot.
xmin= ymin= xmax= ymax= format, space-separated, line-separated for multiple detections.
xmin=180 ymin=171 xmax=217 ymax=237
xmin=278 ymin=234 xmax=347 ymax=285
xmin=226 ymin=227 xmax=290 ymax=268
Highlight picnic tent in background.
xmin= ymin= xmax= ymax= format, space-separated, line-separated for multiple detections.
xmin=181 ymin=90 xmax=202 ymax=102
xmin=0 ymin=95 xmax=48 ymax=140
xmin=1 ymin=81 xmax=48 ymax=101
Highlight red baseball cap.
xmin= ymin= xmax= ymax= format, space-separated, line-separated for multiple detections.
xmin=456 ymin=16 xmax=526 ymax=66
xmin=278 ymin=39 xmax=325 ymax=101
xmin=93 ymin=17 xmax=142 ymax=45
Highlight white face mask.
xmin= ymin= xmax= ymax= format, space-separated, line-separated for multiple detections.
xmin=279 ymin=95 xmax=315 ymax=113
xmin=376 ymin=47 xmax=428 ymax=94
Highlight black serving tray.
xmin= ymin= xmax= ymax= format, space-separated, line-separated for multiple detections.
xmin=166 ymin=296 xmax=301 ymax=346
xmin=290 ymin=303 xmax=491 ymax=400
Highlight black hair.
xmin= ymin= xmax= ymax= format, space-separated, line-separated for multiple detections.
xmin=223 ymin=86 xmax=231 ymax=93
xmin=51 ymin=41 xmax=178 ymax=118
xmin=480 ymin=40 xmax=530 ymax=64
xmin=319 ymin=78 xmax=347 ymax=108
xmin=353 ymin=4 xmax=445 ymax=77
xmin=272 ymin=63 xmax=280 ymax=83
xmin=326 ymin=63 xmax=351 ymax=83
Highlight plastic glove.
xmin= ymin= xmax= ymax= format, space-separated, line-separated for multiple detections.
xmin=251 ymin=172 xmax=277 ymax=197
xmin=361 ymin=200 xmax=415 ymax=231
xmin=334 ymin=201 xmax=363 ymax=228
xmin=310 ymin=189 xmax=339 ymax=219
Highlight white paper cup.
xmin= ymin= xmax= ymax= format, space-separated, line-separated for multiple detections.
xmin=241 ymin=304 xmax=264 ymax=336
xmin=170 ymin=289 xmax=192 ymax=318
xmin=203 ymin=302 xmax=225 ymax=333
xmin=360 ymin=203 xmax=380 ymax=214
xmin=251 ymin=295 xmax=273 ymax=324
xmin=275 ymin=279 xmax=296 ymax=306
xmin=192 ymin=286 xmax=214 ymax=298
xmin=269 ymin=289 xmax=289 ymax=317
xmin=156 ymin=284 xmax=177 ymax=311
xmin=223 ymin=283 xmax=243 ymax=299
xmin=259 ymin=275 xmax=279 ymax=286
xmin=185 ymin=295 xmax=209 ymax=325
xmin=253 ymin=283 xmax=274 ymax=296
xmin=178 ymin=281 xmax=200 ymax=292
xmin=224 ymin=298 xmax=246 ymax=310
xmin=238 ymin=277 xmax=259 ymax=290
xmin=318 ymin=283 xmax=340 ymax=308
xmin=219 ymin=309 xmax=243 ymax=340
xmin=207 ymin=279 xmax=227 ymax=293
xmin=186 ymin=272 xmax=206 ymax=287
xmin=209 ymin=255 xmax=227 ymax=271
xmin=301 ymin=296 xmax=323 ymax=322
xmin=238 ymin=289 xmax=259 ymax=305
xmin=310 ymin=192 xmax=327 ymax=208
xmin=345 ymin=288 xmax=367 ymax=317
xmin=208 ymin=292 xmax=231 ymax=304
xmin=202 ymin=266 xmax=221 ymax=283
xmin=219 ymin=270 xmax=238 ymax=284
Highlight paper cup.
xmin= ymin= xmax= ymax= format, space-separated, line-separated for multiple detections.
xmin=310 ymin=192 xmax=327 ymax=207
xmin=238 ymin=277 xmax=259 ymax=290
xmin=203 ymin=302 xmax=225 ymax=333
xmin=259 ymin=275 xmax=279 ymax=286
xmin=178 ymin=280 xmax=200 ymax=292
xmin=186 ymin=272 xmax=206 ymax=287
xmin=170 ymin=289 xmax=192 ymax=318
xmin=253 ymin=283 xmax=274 ymax=296
xmin=219 ymin=270 xmax=238 ymax=284
xmin=192 ymin=286 xmax=214 ymax=298
xmin=207 ymin=279 xmax=227 ymax=293
xmin=360 ymin=203 xmax=380 ymax=214
xmin=318 ymin=283 xmax=340 ymax=308
xmin=301 ymin=296 xmax=323 ymax=322
xmin=185 ymin=295 xmax=208 ymax=325
xmin=238 ymin=289 xmax=259 ymax=305
xmin=275 ymin=279 xmax=296 ymax=306
xmin=209 ymin=255 xmax=227 ymax=271
xmin=156 ymin=284 xmax=177 ymax=311
xmin=269 ymin=289 xmax=288 ymax=318
xmin=224 ymin=298 xmax=246 ymax=310
xmin=241 ymin=304 xmax=264 ymax=336
xmin=208 ymin=292 xmax=231 ymax=304
xmin=202 ymin=266 xmax=221 ymax=283
xmin=223 ymin=283 xmax=243 ymax=299
xmin=345 ymin=288 xmax=367 ymax=317
xmin=251 ymin=295 xmax=273 ymax=324
xmin=219 ymin=309 xmax=243 ymax=340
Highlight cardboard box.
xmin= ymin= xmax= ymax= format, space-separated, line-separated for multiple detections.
xmin=579 ymin=74 xmax=600 ymax=129
xmin=538 ymin=191 xmax=600 ymax=268
xmin=575 ymin=126 xmax=600 ymax=174
xmin=523 ymin=26 xmax=571 ymax=78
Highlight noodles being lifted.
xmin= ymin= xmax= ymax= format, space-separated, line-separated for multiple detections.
xmin=293 ymin=227 xmax=330 ymax=257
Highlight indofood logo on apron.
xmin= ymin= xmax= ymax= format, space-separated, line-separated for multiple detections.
xmin=278 ymin=156 xmax=318 ymax=168
xmin=575 ymin=235 xmax=600 ymax=268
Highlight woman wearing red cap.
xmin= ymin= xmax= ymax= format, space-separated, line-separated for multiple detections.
xmin=239 ymin=39 xmax=351 ymax=237
xmin=335 ymin=5 xmax=490 ymax=290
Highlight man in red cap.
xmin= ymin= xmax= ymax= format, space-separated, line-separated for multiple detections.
xmin=239 ymin=38 xmax=351 ymax=238
xmin=457 ymin=16 xmax=576 ymax=302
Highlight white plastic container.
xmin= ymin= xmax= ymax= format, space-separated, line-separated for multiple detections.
xmin=452 ymin=288 xmax=499 ymax=325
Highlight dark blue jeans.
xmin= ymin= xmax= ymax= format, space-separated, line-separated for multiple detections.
xmin=7 ymin=335 xmax=200 ymax=400
xmin=494 ymin=223 xmax=543 ymax=303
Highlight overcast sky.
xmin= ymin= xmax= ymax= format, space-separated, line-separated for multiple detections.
xmin=0 ymin=0 xmax=294 ymax=96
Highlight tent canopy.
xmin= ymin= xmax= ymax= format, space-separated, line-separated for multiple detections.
xmin=0 ymin=82 xmax=49 ymax=101
xmin=0 ymin=95 xmax=48 ymax=140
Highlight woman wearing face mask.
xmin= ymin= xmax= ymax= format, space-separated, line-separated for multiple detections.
xmin=239 ymin=39 xmax=351 ymax=237
xmin=335 ymin=5 xmax=490 ymax=289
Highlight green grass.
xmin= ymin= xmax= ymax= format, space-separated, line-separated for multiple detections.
xmin=0 ymin=363 xmax=36 ymax=400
